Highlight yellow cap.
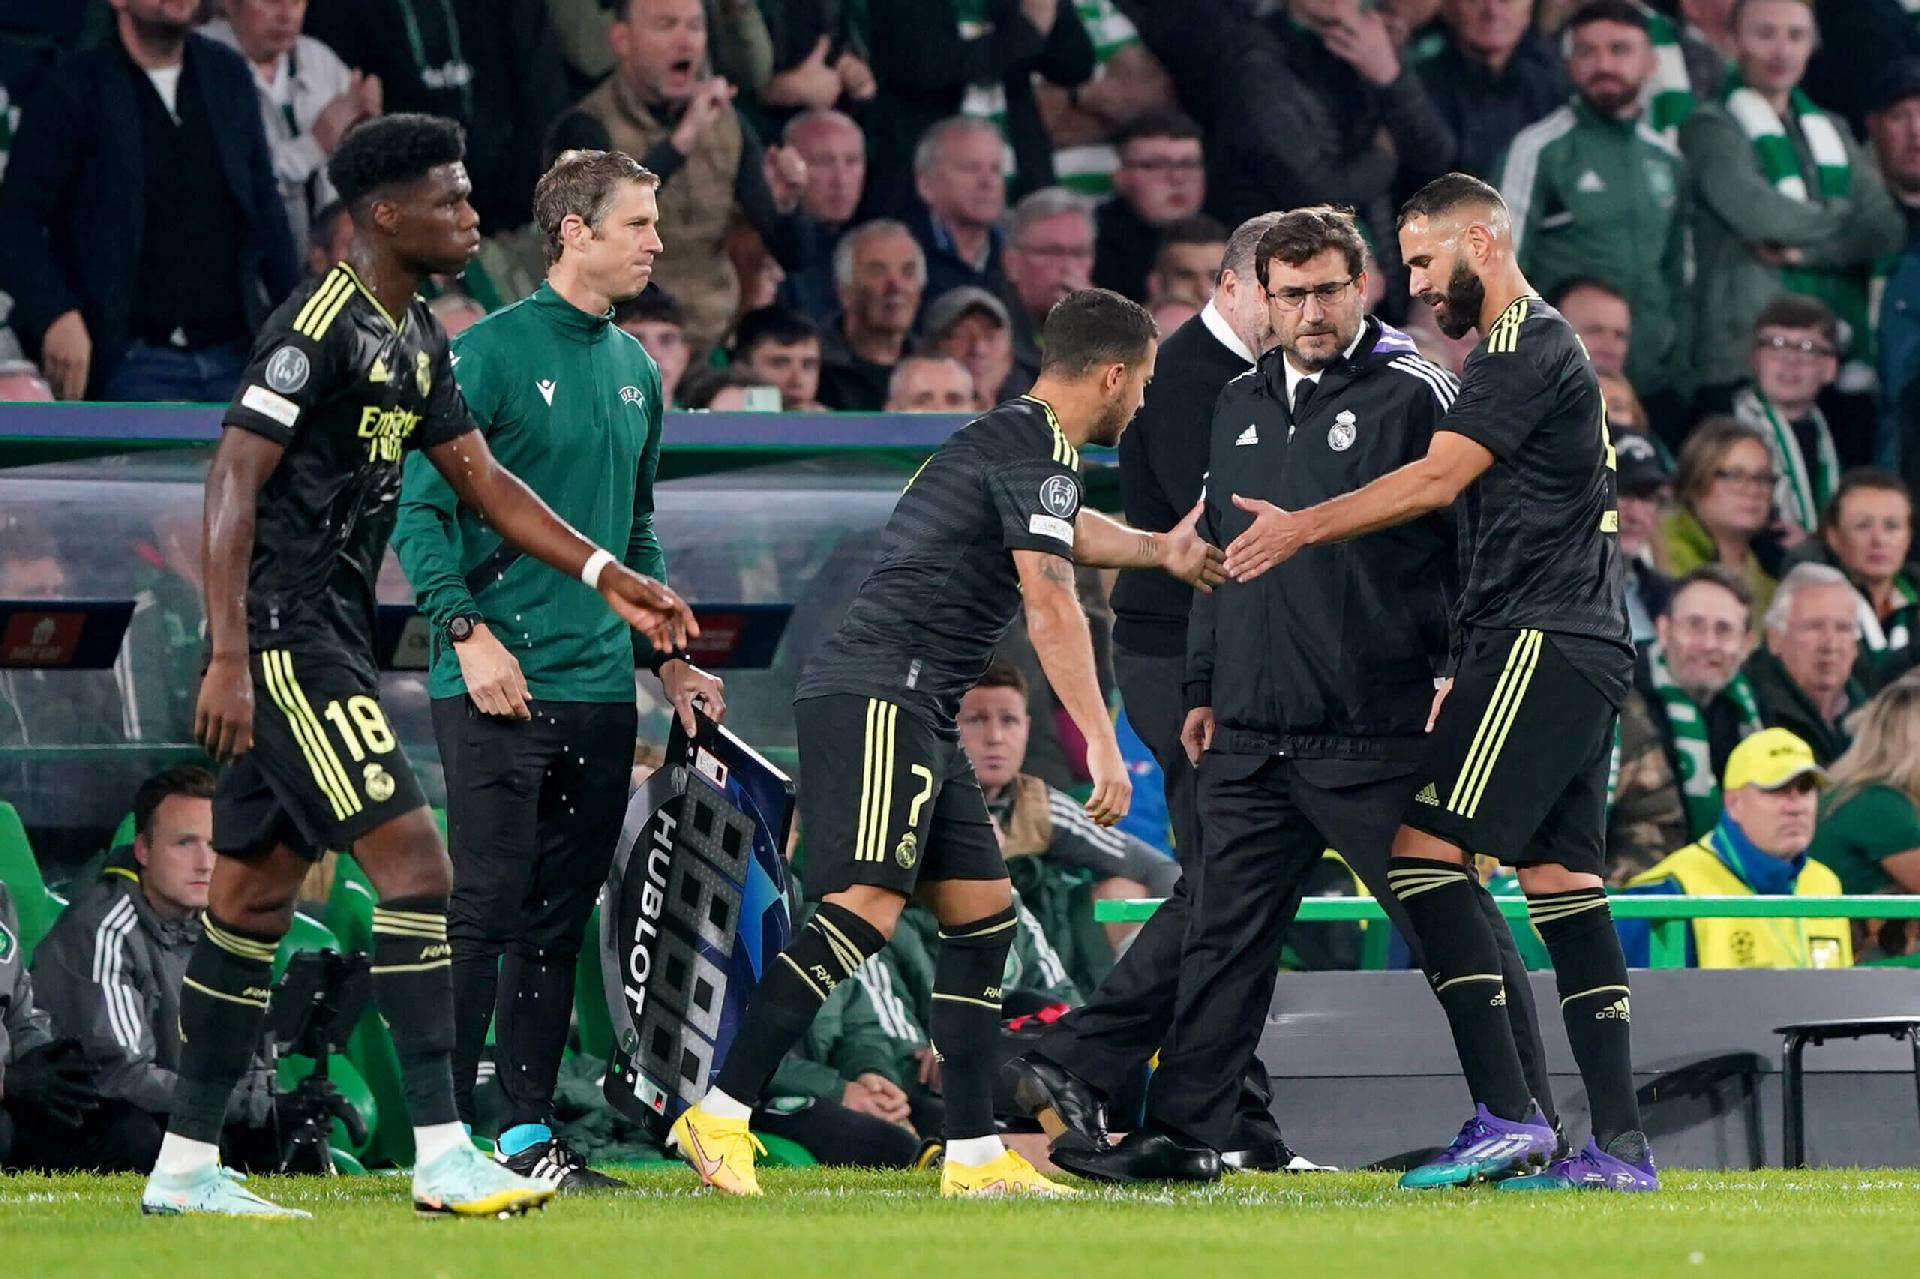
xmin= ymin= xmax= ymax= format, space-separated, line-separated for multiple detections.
xmin=1723 ymin=728 xmax=1827 ymax=792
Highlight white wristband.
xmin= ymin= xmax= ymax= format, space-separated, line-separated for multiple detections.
xmin=579 ymin=548 xmax=616 ymax=588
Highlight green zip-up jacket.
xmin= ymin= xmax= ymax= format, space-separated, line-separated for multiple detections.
xmin=1498 ymin=98 xmax=1692 ymax=399
xmin=392 ymin=282 xmax=666 ymax=703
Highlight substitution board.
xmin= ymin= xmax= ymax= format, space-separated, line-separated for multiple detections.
xmin=599 ymin=708 xmax=795 ymax=1133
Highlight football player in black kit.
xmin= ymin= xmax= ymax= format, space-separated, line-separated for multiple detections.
xmin=670 ymin=290 xmax=1223 ymax=1199
xmin=1223 ymin=174 xmax=1656 ymax=1193
xmin=139 ymin=115 xmax=695 ymax=1219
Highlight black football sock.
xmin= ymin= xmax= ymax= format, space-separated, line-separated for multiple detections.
xmin=1528 ymin=888 xmax=1643 ymax=1149
xmin=372 ymin=897 xmax=460 ymax=1128
xmin=1387 ymin=858 xmax=1534 ymax=1123
xmin=931 ymin=905 xmax=1017 ymax=1142
xmin=1480 ymin=890 xmax=1559 ymax=1130
xmin=171 ymin=914 xmax=281 ymax=1144
xmin=713 ymin=902 xmax=887 ymax=1103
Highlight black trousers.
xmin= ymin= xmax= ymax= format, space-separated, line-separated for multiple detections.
xmin=1037 ymin=647 xmax=1281 ymax=1147
xmin=0 ymin=1098 xmax=163 ymax=1173
xmin=1144 ymin=753 xmax=1554 ymax=1150
xmin=435 ymin=696 xmax=638 ymax=1130
xmin=753 ymin=1097 xmax=925 ymax=1169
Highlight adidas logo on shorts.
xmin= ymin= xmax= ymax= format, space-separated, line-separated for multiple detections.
xmin=1414 ymin=783 xmax=1440 ymax=806
xmin=1595 ymin=997 xmax=1631 ymax=1021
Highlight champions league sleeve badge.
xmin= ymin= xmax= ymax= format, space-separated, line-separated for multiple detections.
xmin=599 ymin=708 xmax=795 ymax=1134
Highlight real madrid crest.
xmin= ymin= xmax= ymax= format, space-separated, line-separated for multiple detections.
xmin=1328 ymin=408 xmax=1357 ymax=452
xmin=895 ymin=831 xmax=918 ymax=868
xmin=364 ymin=763 xmax=396 ymax=804
xmin=416 ymin=350 xmax=433 ymax=397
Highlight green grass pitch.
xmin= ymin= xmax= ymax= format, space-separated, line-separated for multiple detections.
xmin=7 ymin=1168 xmax=1920 ymax=1278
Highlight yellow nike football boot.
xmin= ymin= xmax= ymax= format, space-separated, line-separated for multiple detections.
xmin=669 ymin=1102 xmax=767 ymax=1197
xmin=941 ymin=1148 xmax=1080 ymax=1198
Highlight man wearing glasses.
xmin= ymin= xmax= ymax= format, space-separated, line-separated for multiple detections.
xmin=1730 ymin=294 xmax=1847 ymax=540
xmin=1033 ymin=205 xmax=1557 ymax=1183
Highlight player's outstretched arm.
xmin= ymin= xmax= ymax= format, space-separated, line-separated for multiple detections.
xmin=1014 ymin=549 xmax=1130 ymax=828
xmin=195 ymin=428 xmax=287 ymax=761
xmin=1222 ymin=431 xmax=1494 ymax=583
xmin=1072 ymin=503 xmax=1224 ymax=590
xmin=424 ymin=431 xmax=697 ymax=653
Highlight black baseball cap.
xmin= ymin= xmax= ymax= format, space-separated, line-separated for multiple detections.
xmin=1616 ymin=432 xmax=1670 ymax=496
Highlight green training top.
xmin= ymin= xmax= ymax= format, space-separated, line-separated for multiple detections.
xmin=1809 ymin=783 xmax=1920 ymax=896
xmin=393 ymin=282 xmax=666 ymax=703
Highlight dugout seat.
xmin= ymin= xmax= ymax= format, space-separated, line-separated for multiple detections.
xmin=0 ymin=800 xmax=66 ymax=964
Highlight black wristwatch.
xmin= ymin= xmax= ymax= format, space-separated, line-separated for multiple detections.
xmin=445 ymin=612 xmax=484 ymax=644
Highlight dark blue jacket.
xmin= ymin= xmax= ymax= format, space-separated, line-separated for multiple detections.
xmin=0 ymin=34 xmax=297 ymax=395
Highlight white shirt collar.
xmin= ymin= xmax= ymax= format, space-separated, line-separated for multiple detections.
xmin=1200 ymin=298 xmax=1255 ymax=365
xmin=1282 ymin=325 xmax=1370 ymax=403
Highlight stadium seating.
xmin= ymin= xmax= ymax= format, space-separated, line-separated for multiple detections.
xmin=0 ymin=800 xmax=66 ymax=963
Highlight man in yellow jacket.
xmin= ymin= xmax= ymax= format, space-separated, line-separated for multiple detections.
xmin=1619 ymin=728 xmax=1852 ymax=969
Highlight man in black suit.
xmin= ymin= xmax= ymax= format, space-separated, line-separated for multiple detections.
xmin=1005 ymin=212 xmax=1308 ymax=1169
xmin=0 ymin=0 xmax=297 ymax=402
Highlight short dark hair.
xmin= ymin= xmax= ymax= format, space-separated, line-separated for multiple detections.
xmin=534 ymin=148 xmax=659 ymax=266
xmin=614 ymin=285 xmax=686 ymax=330
xmin=327 ymin=113 xmax=467 ymax=209
xmin=679 ymin=362 xmax=771 ymax=408
xmin=1398 ymin=172 xmax=1508 ymax=231
xmin=732 ymin=305 xmax=820 ymax=358
xmin=1546 ymin=275 xmax=1628 ymax=309
xmin=1665 ymin=563 xmax=1756 ymax=620
xmin=1822 ymin=467 xmax=1914 ymax=534
xmin=974 ymin=663 xmax=1030 ymax=698
xmin=1038 ymin=288 xmax=1158 ymax=377
xmin=133 ymin=766 xmax=217 ymax=844
xmin=1116 ymin=109 xmax=1203 ymax=152
xmin=1254 ymin=205 xmax=1367 ymax=289
xmin=1158 ymin=214 xmax=1229 ymax=256
xmin=1753 ymin=293 xmax=1841 ymax=349
xmin=1566 ymin=0 xmax=1649 ymax=35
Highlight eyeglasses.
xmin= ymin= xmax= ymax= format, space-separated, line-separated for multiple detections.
xmin=1266 ymin=278 xmax=1357 ymax=311
xmin=1712 ymin=466 xmax=1780 ymax=489
xmin=1122 ymin=157 xmax=1205 ymax=175
xmin=1753 ymin=335 xmax=1837 ymax=359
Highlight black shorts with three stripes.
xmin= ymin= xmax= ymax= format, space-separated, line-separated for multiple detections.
xmin=793 ymin=694 xmax=1007 ymax=898
xmin=212 ymin=649 xmax=427 ymax=862
xmin=1401 ymin=627 xmax=1618 ymax=876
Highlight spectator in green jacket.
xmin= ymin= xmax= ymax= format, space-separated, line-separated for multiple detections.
xmin=1500 ymin=1 xmax=1691 ymax=435
xmin=1678 ymin=0 xmax=1903 ymax=396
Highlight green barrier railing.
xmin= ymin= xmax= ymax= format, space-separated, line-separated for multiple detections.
xmin=1093 ymin=895 xmax=1920 ymax=969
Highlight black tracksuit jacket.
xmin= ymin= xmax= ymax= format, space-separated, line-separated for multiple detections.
xmin=1184 ymin=318 xmax=1459 ymax=762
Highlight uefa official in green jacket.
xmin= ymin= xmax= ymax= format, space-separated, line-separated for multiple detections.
xmin=392 ymin=148 xmax=725 ymax=1190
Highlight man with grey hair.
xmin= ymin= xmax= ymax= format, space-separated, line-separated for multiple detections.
xmin=1001 ymin=186 xmax=1097 ymax=368
xmin=1745 ymin=562 xmax=1869 ymax=764
xmin=777 ymin=108 xmax=868 ymax=323
xmin=819 ymin=219 xmax=927 ymax=410
xmin=1002 ymin=212 xmax=1296 ymax=1170
xmin=907 ymin=116 xmax=1012 ymax=303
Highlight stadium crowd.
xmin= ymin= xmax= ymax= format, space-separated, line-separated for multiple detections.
xmin=6 ymin=0 xmax=1920 ymax=1180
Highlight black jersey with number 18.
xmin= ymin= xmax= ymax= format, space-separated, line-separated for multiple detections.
xmin=1438 ymin=295 xmax=1633 ymax=699
xmin=221 ymin=262 xmax=475 ymax=677
xmin=797 ymin=395 xmax=1084 ymax=723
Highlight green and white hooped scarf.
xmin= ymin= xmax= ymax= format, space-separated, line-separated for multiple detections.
xmin=1723 ymin=79 xmax=1876 ymax=360
xmin=1732 ymin=384 xmax=1839 ymax=533
xmin=1859 ymin=575 xmax=1920 ymax=653
xmin=1641 ymin=6 xmax=1696 ymax=140
xmin=1647 ymin=641 xmax=1765 ymax=839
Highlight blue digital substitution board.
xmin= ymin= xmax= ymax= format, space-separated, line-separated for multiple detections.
xmin=599 ymin=710 xmax=794 ymax=1134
